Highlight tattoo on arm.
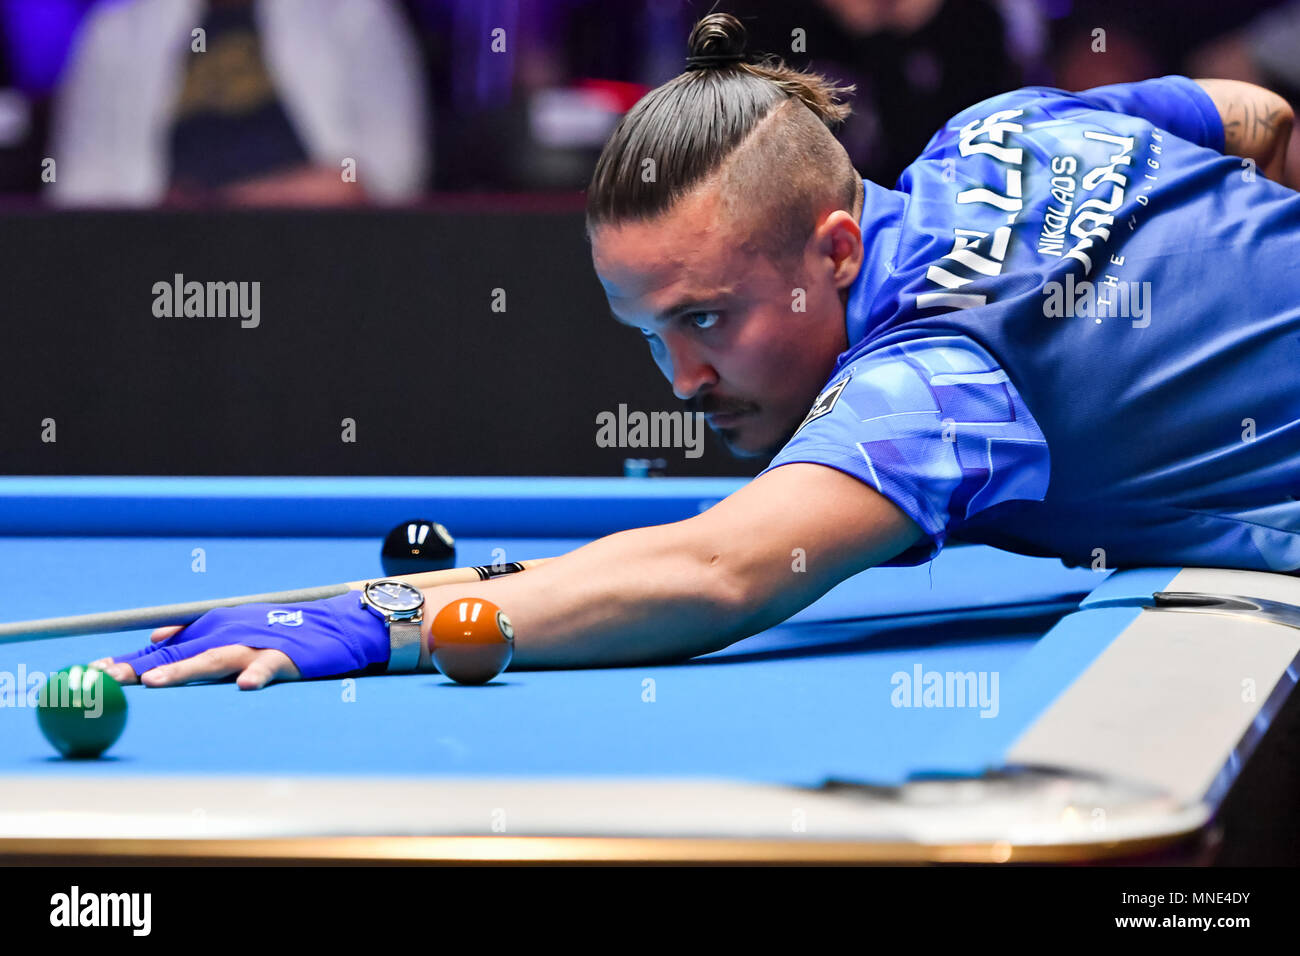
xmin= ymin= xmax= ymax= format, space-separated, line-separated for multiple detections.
xmin=1221 ymin=98 xmax=1288 ymax=159
xmin=1196 ymin=79 xmax=1295 ymax=182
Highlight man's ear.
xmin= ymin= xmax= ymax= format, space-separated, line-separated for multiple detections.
xmin=816 ymin=209 xmax=864 ymax=290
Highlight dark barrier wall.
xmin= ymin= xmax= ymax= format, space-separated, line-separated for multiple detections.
xmin=0 ymin=207 xmax=759 ymax=478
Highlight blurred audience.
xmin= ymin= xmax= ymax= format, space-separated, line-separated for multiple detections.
xmin=0 ymin=12 xmax=43 ymax=194
xmin=403 ymin=0 xmax=664 ymax=190
xmin=1190 ymin=1 xmax=1300 ymax=98
xmin=1046 ymin=0 xmax=1290 ymax=90
xmin=1189 ymin=1 xmax=1300 ymax=200
xmin=1051 ymin=9 xmax=1161 ymax=91
xmin=398 ymin=0 xmax=1032 ymax=191
xmin=806 ymin=0 xmax=1031 ymax=186
xmin=0 ymin=0 xmax=1289 ymax=203
xmin=47 ymin=0 xmax=428 ymax=206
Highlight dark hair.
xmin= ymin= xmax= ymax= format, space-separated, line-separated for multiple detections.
xmin=586 ymin=13 xmax=859 ymax=266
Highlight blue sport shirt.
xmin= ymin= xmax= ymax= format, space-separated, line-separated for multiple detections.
xmin=765 ymin=76 xmax=1300 ymax=573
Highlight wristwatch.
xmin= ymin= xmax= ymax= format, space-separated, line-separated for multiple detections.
xmin=359 ymin=579 xmax=426 ymax=672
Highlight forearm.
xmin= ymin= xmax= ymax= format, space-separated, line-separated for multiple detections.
xmin=417 ymin=521 xmax=746 ymax=669
xmin=1195 ymin=78 xmax=1295 ymax=184
xmin=413 ymin=468 xmax=921 ymax=671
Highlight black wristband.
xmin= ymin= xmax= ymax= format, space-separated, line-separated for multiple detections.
xmin=471 ymin=562 xmax=526 ymax=581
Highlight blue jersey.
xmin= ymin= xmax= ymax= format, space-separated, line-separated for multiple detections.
xmin=765 ymin=76 xmax=1300 ymax=573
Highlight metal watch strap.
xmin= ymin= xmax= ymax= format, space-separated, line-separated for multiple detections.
xmin=386 ymin=619 xmax=423 ymax=672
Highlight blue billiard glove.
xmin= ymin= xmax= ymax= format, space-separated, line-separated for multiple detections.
xmin=112 ymin=592 xmax=390 ymax=680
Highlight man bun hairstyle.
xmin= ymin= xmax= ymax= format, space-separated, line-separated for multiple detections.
xmin=587 ymin=13 xmax=860 ymax=269
xmin=683 ymin=13 xmax=753 ymax=71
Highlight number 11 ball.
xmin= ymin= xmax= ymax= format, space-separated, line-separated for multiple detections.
xmin=429 ymin=598 xmax=514 ymax=685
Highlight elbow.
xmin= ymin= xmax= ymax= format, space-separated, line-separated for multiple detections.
xmin=690 ymin=545 xmax=798 ymax=647
xmin=700 ymin=548 xmax=753 ymax=622
xmin=674 ymin=545 xmax=762 ymax=650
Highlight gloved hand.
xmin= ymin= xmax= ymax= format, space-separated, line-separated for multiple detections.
xmin=99 ymin=591 xmax=390 ymax=687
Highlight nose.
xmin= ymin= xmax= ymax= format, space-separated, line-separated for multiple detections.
xmin=663 ymin=336 xmax=717 ymax=402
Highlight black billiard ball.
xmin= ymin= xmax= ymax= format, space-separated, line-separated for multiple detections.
xmin=381 ymin=519 xmax=456 ymax=576
xmin=37 ymin=665 xmax=127 ymax=759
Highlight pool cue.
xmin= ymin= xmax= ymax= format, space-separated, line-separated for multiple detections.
xmin=0 ymin=558 xmax=549 ymax=645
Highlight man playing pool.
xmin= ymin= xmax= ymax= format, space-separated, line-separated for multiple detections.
xmin=97 ymin=12 xmax=1300 ymax=690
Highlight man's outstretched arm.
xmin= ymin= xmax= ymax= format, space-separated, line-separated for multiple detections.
xmin=111 ymin=463 xmax=923 ymax=687
xmin=1194 ymin=78 xmax=1296 ymax=187
xmin=428 ymin=463 xmax=923 ymax=669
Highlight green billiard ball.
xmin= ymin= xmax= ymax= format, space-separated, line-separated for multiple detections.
xmin=37 ymin=665 xmax=127 ymax=759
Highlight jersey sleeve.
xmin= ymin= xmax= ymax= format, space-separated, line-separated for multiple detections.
xmin=760 ymin=335 xmax=1051 ymax=566
xmin=1067 ymin=75 xmax=1225 ymax=153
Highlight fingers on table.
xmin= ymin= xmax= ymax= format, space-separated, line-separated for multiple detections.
xmin=235 ymin=649 xmax=300 ymax=691
xmin=86 ymin=624 xmax=190 ymax=681
xmin=140 ymin=645 xmax=260 ymax=688
xmin=95 ymin=660 xmax=140 ymax=685
xmin=91 ymin=646 xmax=299 ymax=689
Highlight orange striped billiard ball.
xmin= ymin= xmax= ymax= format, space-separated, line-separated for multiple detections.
xmin=429 ymin=598 xmax=515 ymax=684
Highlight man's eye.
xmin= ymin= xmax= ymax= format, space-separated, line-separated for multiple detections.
xmin=689 ymin=311 xmax=720 ymax=330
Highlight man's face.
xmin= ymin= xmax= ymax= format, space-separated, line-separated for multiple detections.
xmin=592 ymin=186 xmax=858 ymax=458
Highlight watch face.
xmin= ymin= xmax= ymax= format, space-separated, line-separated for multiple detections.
xmin=366 ymin=580 xmax=424 ymax=612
